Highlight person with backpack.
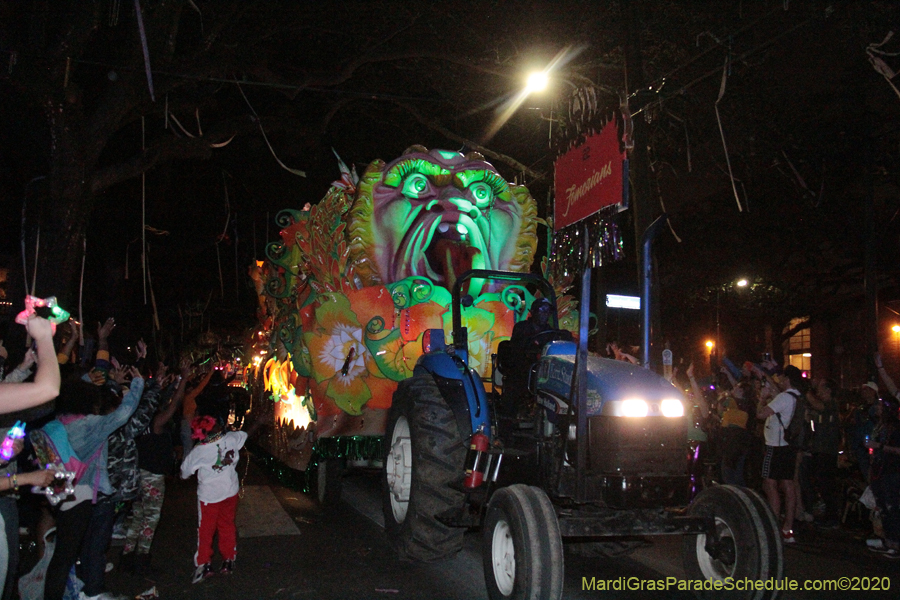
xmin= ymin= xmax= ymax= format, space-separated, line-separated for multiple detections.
xmin=42 ymin=365 xmax=143 ymax=600
xmin=757 ymin=364 xmax=805 ymax=544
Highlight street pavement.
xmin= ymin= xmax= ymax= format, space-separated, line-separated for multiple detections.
xmin=85 ymin=450 xmax=900 ymax=600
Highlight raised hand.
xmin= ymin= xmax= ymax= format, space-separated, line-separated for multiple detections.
xmin=97 ymin=317 xmax=115 ymax=341
xmin=25 ymin=314 xmax=54 ymax=340
xmin=110 ymin=365 xmax=128 ymax=384
xmin=136 ymin=339 xmax=148 ymax=360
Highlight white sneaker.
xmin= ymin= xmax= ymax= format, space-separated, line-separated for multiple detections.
xmin=79 ymin=592 xmax=129 ymax=600
xmin=867 ymin=538 xmax=885 ymax=550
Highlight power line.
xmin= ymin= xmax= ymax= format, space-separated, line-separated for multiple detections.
xmin=634 ymin=10 xmax=822 ymax=116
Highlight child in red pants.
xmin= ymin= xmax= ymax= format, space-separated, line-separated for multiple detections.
xmin=181 ymin=415 xmax=247 ymax=583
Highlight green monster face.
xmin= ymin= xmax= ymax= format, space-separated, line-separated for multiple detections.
xmin=364 ymin=149 xmax=525 ymax=296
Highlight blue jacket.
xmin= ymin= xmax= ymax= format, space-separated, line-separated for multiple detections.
xmin=61 ymin=377 xmax=144 ymax=499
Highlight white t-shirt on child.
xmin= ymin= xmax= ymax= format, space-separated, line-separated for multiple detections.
xmin=181 ymin=430 xmax=248 ymax=503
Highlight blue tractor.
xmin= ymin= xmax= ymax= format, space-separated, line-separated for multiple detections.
xmin=382 ymin=268 xmax=783 ymax=600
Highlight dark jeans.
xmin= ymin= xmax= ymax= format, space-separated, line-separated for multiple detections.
xmin=79 ymin=496 xmax=116 ymax=596
xmin=872 ymin=472 xmax=900 ymax=545
xmin=46 ymin=500 xmax=93 ymax=600
xmin=46 ymin=497 xmax=116 ymax=600
xmin=721 ymin=452 xmax=747 ymax=486
xmin=0 ymin=497 xmax=18 ymax=600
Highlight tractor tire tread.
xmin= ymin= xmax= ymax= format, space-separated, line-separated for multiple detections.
xmin=383 ymin=374 xmax=466 ymax=562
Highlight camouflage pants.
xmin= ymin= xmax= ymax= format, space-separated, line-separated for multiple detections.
xmin=123 ymin=470 xmax=166 ymax=555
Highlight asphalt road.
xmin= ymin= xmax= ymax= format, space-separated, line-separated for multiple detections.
xmin=87 ymin=451 xmax=899 ymax=600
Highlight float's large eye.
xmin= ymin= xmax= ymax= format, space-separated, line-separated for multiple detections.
xmin=470 ymin=182 xmax=493 ymax=208
xmin=401 ymin=173 xmax=431 ymax=199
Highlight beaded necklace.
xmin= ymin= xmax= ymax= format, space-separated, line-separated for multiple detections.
xmin=202 ymin=430 xmax=225 ymax=445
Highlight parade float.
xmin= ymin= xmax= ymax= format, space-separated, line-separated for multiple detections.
xmin=247 ymin=145 xmax=581 ymax=489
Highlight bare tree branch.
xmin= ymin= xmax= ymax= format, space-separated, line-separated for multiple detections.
xmin=392 ymin=101 xmax=547 ymax=182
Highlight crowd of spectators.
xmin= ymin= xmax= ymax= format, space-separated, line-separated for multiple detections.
xmin=679 ymin=352 xmax=900 ymax=558
xmin=5 ymin=304 xmax=899 ymax=596
xmin=0 ymin=311 xmax=262 ymax=600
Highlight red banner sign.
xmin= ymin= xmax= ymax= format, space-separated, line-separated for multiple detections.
xmin=553 ymin=120 xmax=624 ymax=231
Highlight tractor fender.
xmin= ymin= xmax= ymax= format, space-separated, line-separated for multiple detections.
xmin=414 ymin=353 xmax=491 ymax=441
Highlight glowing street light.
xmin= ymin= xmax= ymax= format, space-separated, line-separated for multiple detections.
xmin=736 ymin=278 xmax=748 ymax=287
xmin=484 ymin=47 xmax=576 ymax=141
xmin=705 ymin=340 xmax=715 ymax=350
xmin=525 ymin=71 xmax=549 ymax=94
xmin=892 ymin=325 xmax=900 ymax=334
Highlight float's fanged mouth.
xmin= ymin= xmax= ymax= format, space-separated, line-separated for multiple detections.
xmin=427 ymin=222 xmax=481 ymax=293
xmin=398 ymin=216 xmax=488 ymax=296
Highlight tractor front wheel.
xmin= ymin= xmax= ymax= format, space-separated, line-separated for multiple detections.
xmin=682 ymin=484 xmax=783 ymax=600
xmin=482 ymin=484 xmax=564 ymax=600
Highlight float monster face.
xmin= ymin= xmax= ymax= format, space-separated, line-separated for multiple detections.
xmin=347 ymin=147 xmax=538 ymax=294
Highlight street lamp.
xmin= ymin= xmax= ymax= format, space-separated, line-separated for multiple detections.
xmin=736 ymin=278 xmax=748 ymax=288
xmin=485 ymin=49 xmax=577 ymax=141
xmin=525 ymin=71 xmax=549 ymax=94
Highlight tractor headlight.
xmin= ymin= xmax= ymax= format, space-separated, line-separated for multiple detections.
xmin=621 ymin=398 xmax=649 ymax=417
xmin=661 ymin=398 xmax=684 ymax=418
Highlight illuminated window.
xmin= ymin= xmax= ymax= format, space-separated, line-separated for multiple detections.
xmin=783 ymin=317 xmax=811 ymax=375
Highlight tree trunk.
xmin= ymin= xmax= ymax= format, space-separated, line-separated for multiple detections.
xmin=28 ymin=100 xmax=94 ymax=306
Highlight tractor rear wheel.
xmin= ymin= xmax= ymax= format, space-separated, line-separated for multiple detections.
xmin=382 ymin=374 xmax=466 ymax=561
xmin=482 ymin=485 xmax=564 ymax=600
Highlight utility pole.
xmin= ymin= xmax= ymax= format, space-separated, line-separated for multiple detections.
xmin=623 ymin=0 xmax=659 ymax=366
xmin=623 ymin=0 xmax=654 ymax=257
xmin=864 ymin=115 xmax=878 ymax=380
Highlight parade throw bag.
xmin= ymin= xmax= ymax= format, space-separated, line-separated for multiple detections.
xmin=18 ymin=528 xmax=84 ymax=600
xmin=18 ymin=528 xmax=55 ymax=600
